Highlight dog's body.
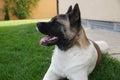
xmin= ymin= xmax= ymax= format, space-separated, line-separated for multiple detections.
xmin=44 ymin=42 xmax=98 ymax=80
xmin=37 ymin=4 xmax=108 ymax=80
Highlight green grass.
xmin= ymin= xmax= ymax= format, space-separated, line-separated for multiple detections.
xmin=89 ymin=54 xmax=120 ymax=80
xmin=0 ymin=20 xmax=120 ymax=80
xmin=0 ymin=19 xmax=49 ymax=27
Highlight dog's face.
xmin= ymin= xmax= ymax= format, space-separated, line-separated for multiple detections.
xmin=37 ymin=4 xmax=81 ymax=50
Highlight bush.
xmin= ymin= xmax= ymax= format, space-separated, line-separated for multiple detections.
xmin=4 ymin=6 xmax=10 ymax=20
xmin=4 ymin=0 xmax=39 ymax=19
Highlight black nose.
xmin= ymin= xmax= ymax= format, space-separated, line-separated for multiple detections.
xmin=36 ymin=22 xmax=41 ymax=32
xmin=37 ymin=22 xmax=40 ymax=27
xmin=36 ymin=22 xmax=47 ymax=32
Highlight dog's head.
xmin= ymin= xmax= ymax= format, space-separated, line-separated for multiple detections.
xmin=36 ymin=4 xmax=82 ymax=50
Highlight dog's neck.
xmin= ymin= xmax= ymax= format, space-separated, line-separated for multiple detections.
xmin=57 ymin=26 xmax=90 ymax=51
xmin=75 ymin=27 xmax=90 ymax=49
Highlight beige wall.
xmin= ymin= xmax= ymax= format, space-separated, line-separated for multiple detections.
xmin=0 ymin=0 xmax=57 ymax=20
xmin=0 ymin=0 xmax=5 ymax=20
xmin=59 ymin=0 xmax=120 ymax=22
xmin=30 ymin=0 xmax=57 ymax=19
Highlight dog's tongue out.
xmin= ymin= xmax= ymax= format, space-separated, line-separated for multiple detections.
xmin=40 ymin=36 xmax=58 ymax=46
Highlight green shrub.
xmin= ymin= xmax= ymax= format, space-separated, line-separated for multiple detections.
xmin=4 ymin=0 xmax=39 ymax=19
xmin=4 ymin=6 xmax=10 ymax=20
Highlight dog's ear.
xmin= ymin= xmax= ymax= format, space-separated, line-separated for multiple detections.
xmin=73 ymin=3 xmax=80 ymax=20
xmin=66 ymin=5 xmax=72 ymax=14
xmin=68 ymin=3 xmax=81 ymax=27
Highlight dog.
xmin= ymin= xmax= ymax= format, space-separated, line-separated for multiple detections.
xmin=36 ymin=3 xmax=108 ymax=80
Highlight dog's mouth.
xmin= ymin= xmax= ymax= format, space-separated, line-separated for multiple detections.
xmin=40 ymin=35 xmax=58 ymax=46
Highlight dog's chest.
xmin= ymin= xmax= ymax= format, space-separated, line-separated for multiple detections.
xmin=51 ymin=44 xmax=98 ymax=76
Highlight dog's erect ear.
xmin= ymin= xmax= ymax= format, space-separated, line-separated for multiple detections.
xmin=72 ymin=3 xmax=80 ymax=21
xmin=68 ymin=3 xmax=81 ymax=27
xmin=66 ymin=5 xmax=72 ymax=14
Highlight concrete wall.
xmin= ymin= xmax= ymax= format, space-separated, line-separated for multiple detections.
xmin=59 ymin=0 xmax=120 ymax=22
xmin=0 ymin=0 xmax=57 ymax=20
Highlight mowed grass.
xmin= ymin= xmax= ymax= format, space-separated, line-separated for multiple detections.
xmin=0 ymin=21 xmax=53 ymax=80
xmin=0 ymin=20 xmax=120 ymax=80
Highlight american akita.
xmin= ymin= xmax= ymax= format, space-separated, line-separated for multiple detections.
xmin=36 ymin=3 xmax=108 ymax=80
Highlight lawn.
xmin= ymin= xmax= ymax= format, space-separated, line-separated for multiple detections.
xmin=0 ymin=20 xmax=120 ymax=80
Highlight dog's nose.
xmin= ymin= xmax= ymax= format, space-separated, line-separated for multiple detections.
xmin=37 ymin=22 xmax=40 ymax=27
xmin=36 ymin=22 xmax=46 ymax=32
xmin=36 ymin=22 xmax=41 ymax=32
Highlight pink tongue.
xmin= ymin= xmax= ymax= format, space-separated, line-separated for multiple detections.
xmin=40 ymin=36 xmax=53 ymax=45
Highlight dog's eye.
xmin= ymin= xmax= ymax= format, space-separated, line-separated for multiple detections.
xmin=53 ymin=20 xmax=60 ymax=25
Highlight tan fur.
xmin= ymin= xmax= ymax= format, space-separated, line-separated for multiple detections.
xmin=57 ymin=15 xmax=90 ymax=49
xmin=57 ymin=16 xmax=76 ymax=40
xmin=74 ymin=27 xmax=90 ymax=49
xmin=75 ymin=27 xmax=101 ymax=65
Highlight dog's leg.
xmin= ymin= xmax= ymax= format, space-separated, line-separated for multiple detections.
xmin=43 ymin=67 xmax=60 ymax=80
xmin=69 ymin=70 xmax=88 ymax=80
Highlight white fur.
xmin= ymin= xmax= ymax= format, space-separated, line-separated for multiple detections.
xmin=36 ymin=26 xmax=39 ymax=32
xmin=43 ymin=41 xmax=101 ymax=80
